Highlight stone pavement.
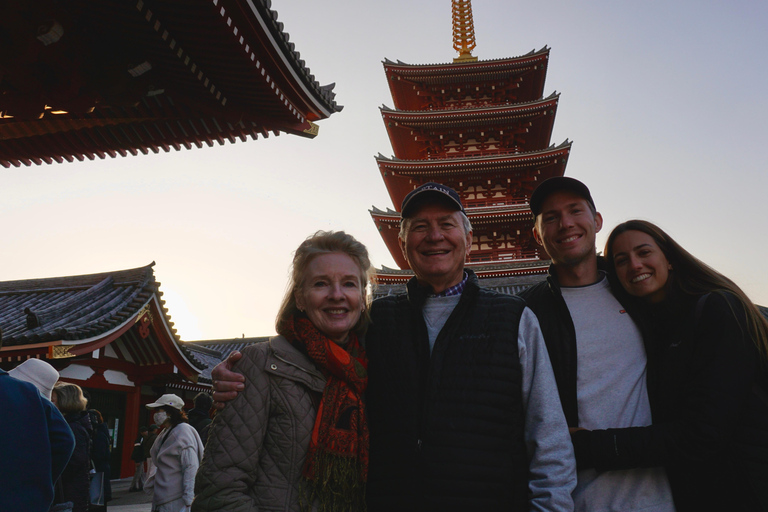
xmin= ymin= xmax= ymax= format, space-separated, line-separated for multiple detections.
xmin=107 ymin=478 xmax=153 ymax=512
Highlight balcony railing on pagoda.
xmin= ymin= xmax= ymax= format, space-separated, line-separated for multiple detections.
xmin=467 ymin=248 xmax=541 ymax=263
xmin=424 ymin=145 xmax=527 ymax=160
xmin=464 ymin=199 xmax=530 ymax=208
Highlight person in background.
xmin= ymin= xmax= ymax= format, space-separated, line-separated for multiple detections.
xmin=9 ymin=357 xmax=60 ymax=401
xmin=51 ymin=382 xmax=93 ymax=512
xmin=187 ymin=392 xmax=212 ymax=446
xmin=194 ymin=231 xmax=371 ymax=512
xmin=570 ymin=220 xmax=768 ymax=511
xmin=129 ymin=426 xmax=149 ymax=492
xmin=0 ymin=350 xmax=75 ymax=512
xmin=89 ymin=409 xmax=112 ymax=507
xmin=145 ymin=393 xmax=203 ymax=512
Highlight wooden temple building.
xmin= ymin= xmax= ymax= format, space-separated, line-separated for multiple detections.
xmin=0 ymin=261 xmax=272 ymax=479
xmin=0 ymin=0 xmax=342 ymax=478
xmin=371 ymin=0 xmax=570 ymax=294
xmin=0 ymin=0 xmax=342 ymax=167
xmin=0 ymin=264 xmax=214 ymax=478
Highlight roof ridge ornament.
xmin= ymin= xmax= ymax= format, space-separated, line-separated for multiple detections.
xmin=452 ymin=0 xmax=478 ymax=63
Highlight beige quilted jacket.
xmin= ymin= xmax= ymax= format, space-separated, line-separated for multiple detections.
xmin=192 ymin=336 xmax=326 ymax=512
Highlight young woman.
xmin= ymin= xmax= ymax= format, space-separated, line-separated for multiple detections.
xmin=193 ymin=231 xmax=371 ymax=512
xmin=572 ymin=219 xmax=768 ymax=511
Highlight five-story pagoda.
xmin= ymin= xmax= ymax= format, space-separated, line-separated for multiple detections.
xmin=370 ymin=0 xmax=571 ymax=294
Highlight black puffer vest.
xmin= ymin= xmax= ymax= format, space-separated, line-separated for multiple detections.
xmin=366 ymin=271 xmax=528 ymax=512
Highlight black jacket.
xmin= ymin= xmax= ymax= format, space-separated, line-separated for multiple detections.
xmin=188 ymin=408 xmax=211 ymax=445
xmin=517 ymin=260 xmax=643 ymax=428
xmin=365 ymin=270 xmax=529 ymax=512
xmin=56 ymin=411 xmax=92 ymax=512
xmin=572 ymin=291 xmax=768 ymax=511
xmin=517 ymin=265 xmax=579 ymax=427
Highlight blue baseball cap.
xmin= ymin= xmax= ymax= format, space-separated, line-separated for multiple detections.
xmin=401 ymin=182 xmax=465 ymax=218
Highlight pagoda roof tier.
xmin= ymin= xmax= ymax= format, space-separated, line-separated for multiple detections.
xmin=383 ymin=47 xmax=549 ymax=111
xmin=0 ymin=0 xmax=342 ymax=167
xmin=381 ymin=93 xmax=558 ymax=159
xmin=376 ymin=140 xmax=570 ymax=209
xmin=373 ymin=260 xmax=550 ymax=286
xmin=371 ymin=205 xmax=543 ymax=269
xmin=0 ymin=263 xmax=204 ymax=382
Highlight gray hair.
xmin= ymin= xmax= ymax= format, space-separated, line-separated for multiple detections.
xmin=399 ymin=211 xmax=472 ymax=240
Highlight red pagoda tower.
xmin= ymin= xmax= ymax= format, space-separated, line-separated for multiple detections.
xmin=371 ymin=0 xmax=570 ymax=294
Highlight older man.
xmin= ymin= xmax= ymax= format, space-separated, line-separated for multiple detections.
xmin=519 ymin=177 xmax=675 ymax=511
xmin=212 ymin=183 xmax=576 ymax=512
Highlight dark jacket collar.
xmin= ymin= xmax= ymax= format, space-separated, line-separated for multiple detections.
xmin=546 ymin=256 xmax=610 ymax=295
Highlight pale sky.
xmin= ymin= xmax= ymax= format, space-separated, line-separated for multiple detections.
xmin=2 ymin=0 xmax=766 ymax=341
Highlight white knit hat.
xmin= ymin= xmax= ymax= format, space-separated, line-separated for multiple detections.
xmin=146 ymin=393 xmax=185 ymax=410
xmin=9 ymin=359 xmax=59 ymax=400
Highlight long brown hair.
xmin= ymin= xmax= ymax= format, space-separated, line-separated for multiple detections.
xmin=275 ymin=231 xmax=373 ymax=337
xmin=605 ymin=219 xmax=768 ymax=363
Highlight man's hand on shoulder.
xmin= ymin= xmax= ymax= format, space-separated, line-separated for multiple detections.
xmin=211 ymin=351 xmax=245 ymax=410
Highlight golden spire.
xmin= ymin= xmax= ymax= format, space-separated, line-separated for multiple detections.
xmin=452 ymin=0 xmax=478 ymax=62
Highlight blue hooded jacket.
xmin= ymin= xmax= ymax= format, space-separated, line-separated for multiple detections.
xmin=0 ymin=369 xmax=75 ymax=512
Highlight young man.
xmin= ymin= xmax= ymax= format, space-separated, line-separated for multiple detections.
xmin=518 ymin=177 xmax=675 ymax=511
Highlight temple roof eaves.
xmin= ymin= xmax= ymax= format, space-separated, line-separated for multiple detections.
xmin=381 ymin=94 xmax=559 ymax=118
xmin=247 ymin=0 xmax=342 ymax=114
xmin=382 ymin=46 xmax=550 ymax=71
xmin=375 ymin=142 xmax=571 ymax=169
xmin=369 ymin=206 xmax=399 ymax=216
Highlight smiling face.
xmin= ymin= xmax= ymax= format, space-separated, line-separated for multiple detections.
xmin=533 ymin=190 xmax=603 ymax=282
xmin=295 ymin=252 xmax=364 ymax=344
xmin=399 ymin=202 xmax=472 ymax=293
xmin=610 ymin=230 xmax=672 ymax=303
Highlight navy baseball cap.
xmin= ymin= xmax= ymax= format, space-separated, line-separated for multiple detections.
xmin=530 ymin=177 xmax=595 ymax=216
xmin=401 ymin=182 xmax=465 ymax=218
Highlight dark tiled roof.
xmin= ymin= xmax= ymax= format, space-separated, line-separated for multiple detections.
xmin=184 ymin=337 xmax=270 ymax=382
xmin=0 ymin=263 xmax=165 ymax=346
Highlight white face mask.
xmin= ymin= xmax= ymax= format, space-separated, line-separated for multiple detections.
xmin=153 ymin=411 xmax=168 ymax=425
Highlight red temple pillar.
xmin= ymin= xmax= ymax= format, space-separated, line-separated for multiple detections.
xmin=121 ymin=385 xmax=142 ymax=478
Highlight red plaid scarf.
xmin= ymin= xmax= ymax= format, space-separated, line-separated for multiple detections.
xmin=284 ymin=315 xmax=369 ymax=511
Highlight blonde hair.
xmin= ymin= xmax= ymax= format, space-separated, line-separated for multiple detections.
xmin=605 ymin=219 xmax=768 ymax=364
xmin=275 ymin=231 xmax=373 ymax=337
xmin=53 ymin=382 xmax=88 ymax=415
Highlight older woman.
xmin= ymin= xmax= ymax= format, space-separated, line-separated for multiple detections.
xmin=193 ymin=230 xmax=371 ymax=512
xmin=572 ymin=220 xmax=768 ymax=511
xmin=145 ymin=393 xmax=203 ymax=512
xmin=51 ymin=382 xmax=92 ymax=512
